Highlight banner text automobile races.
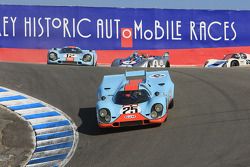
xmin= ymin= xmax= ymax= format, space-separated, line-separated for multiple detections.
xmin=0 ymin=17 xmax=237 ymax=42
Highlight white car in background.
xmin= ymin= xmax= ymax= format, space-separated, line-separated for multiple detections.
xmin=204 ymin=53 xmax=250 ymax=68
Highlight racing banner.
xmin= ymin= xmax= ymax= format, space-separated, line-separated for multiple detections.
xmin=0 ymin=5 xmax=250 ymax=66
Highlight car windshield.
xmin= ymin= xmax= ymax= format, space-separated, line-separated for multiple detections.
xmin=61 ymin=48 xmax=82 ymax=54
xmin=129 ymin=52 xmax=147 ymax=59
xmin=129 ymin=52 xmax=140 ymax=59
xmin=114 ymin=89 xmax=150 ymax=105
xmin=223 ymin=54 xmax=239 ymax=60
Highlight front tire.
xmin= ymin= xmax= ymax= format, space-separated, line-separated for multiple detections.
xmin=230 ymin=60 xmax=239 ymax=67
xmin=165 ymin=61 xmax=170 ymax=68
xmin=93 ymin=57 xmax=97 ymax=66
xmin=111 ymin=59 xmax=120 ymax=67
xmin=222 ymin=63 xmax=227 ymax=67
xmin=48 ymin=52 xmax=58 ymax=61
xmin=168 ymin=99 xmax=174 ymax=109
xmin=147 ymin=62 xmax=150 ymax=68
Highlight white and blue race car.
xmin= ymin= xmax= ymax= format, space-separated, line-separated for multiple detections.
xmin=96 ymin=70 xmax=174 ymax=128
xmin=48 ymin=46 xmax=97 ymax=66
xmin=111 ymin=51 xmax=170 ymax=68
xmin=204 ymin=53 xmax=250 ymax=68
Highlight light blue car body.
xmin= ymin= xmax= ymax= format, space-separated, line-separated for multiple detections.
xmin=96 ymin=70 xmax=174 ymax=126
xmin=47 ymin=46 xmax=97 ymax=66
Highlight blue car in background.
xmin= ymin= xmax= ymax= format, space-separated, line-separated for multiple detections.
xmin=96 ymin=70 xmax=174 ymax=128
xmin=48 ymin=46 xmax=97 ymax=66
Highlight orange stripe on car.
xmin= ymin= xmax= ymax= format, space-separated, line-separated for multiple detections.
xmin=124 ymin=79 xmax=142 ymax=91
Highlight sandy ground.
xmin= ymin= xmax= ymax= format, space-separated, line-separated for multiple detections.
xmin=0 ymin=105 xmax=34 ymax=167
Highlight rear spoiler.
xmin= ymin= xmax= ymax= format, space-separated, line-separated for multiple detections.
xmin=125 ymin=70 xmax=146 ymax=80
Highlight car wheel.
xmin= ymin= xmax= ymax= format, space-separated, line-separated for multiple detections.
xmin=111 ymin=59 xmax=120 ymax=67
xmin=230 ymin=60 xmax=239 ymax=67
xmin=83 ymin=54 xmax=92 ymax=62
xmin=92 ymin=58 xmax=96 ymax=66
xmin=165 ymin=61 xmax=170 ymax=68
xmin=147 ymin=62 xmax=150 ymax=68
xmin=48 ymin=52 xmax=58 ymax=61
xmin=168 ymin=99 xmax=174 ymax=109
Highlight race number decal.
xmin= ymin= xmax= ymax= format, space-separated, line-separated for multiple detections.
xmin=121 ymin=104 xmax=141 ymax=114
xmin=152 ymin=60 xmax=158 ymax=67
xmin=152 ymin=60 xmax=164 ymax=67
xmin=149 ymin=73 xmax=166 ymax=78
xmin=65 ymin=54 xmax=76 ymax=61
xmin=65 ymin=53 xmax=76 ymax=58
xmin=122 ymin=60 xmax=137 ymax=65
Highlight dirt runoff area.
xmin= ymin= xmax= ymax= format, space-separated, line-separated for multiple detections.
xmin=0 ymin=105 xmax=35 ymax=167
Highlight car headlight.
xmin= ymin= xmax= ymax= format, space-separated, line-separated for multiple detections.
xmin=155 ymin=103 xmax=163 ymax=112
xmin=104 ymin=115 xmax=111 ymax=122
xmin=99 ymin=109 xmax=108 ymax=117
xmin=151 ymin=103 xmax=163 ymax=119
xmin=151 ymin=111 xmax=158 ymax=119
xmin=99 ymin=108 xmax=111 ymax=123
xmin=82 ymin=54 xmax=92 ymax=62
xmin=48 ymin=52 xmax=57 ymax=61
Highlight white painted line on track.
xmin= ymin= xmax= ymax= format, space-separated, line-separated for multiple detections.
xmin=37 ymin=136 xmax=74 ymax=147
xmin=0 ymin=99 xmax=36 ymax=107
xmin=32 ymin=148 xmax=71 ymax=159
xmin=35 ymin=126 xmax=73 ymax=135
xmin=26 ymin=160 xmax=61 ymax=167
xmin=16 ymin=107 xmax=54 ymax=115
xmin=29 ymin=115 xmax=67 ymax=125
xmin=0 ymin=91 xmax=19 ymax=97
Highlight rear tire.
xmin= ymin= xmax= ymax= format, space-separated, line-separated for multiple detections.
xmin=165 ymin=61 xmax=170 ymax=68
xmin=111 ymin=59 xmax=120 ymax=67
xmin=92 ymin=60 xmax=95 ymax=66
xmin=147 ymin=62 xmax=150 ymax=68
xmin=168 ymin=99 xmax=174 ymax=109
xmin=230 ymin=60 xmax=239 ymax=67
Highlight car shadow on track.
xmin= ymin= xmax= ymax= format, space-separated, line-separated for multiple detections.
xmin=77 ymin=107 xmax=160 ymax=136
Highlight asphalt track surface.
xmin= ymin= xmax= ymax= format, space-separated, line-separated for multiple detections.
xmin=0 ymin=62 xmax=249 ymax=167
